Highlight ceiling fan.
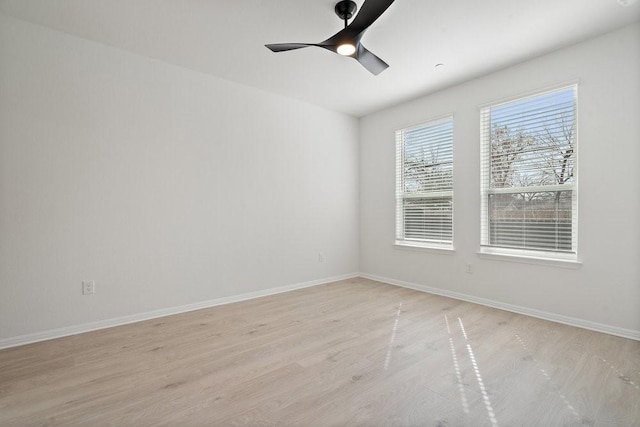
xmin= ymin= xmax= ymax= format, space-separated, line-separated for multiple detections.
xmin=265 ymin=0 xmax=395 ymax=75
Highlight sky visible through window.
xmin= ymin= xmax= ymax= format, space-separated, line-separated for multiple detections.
xmin=489 ymin=86 xmax=576 ymax=189
xmin=490 ymin=87 xmax=575 ymax=138
xmin=403 ymin=119 xmax=454 ymax=193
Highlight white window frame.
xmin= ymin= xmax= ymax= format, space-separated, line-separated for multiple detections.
xmin=395 ymin=115 xmax=454 ymax=251
xmin=479 ymin=85 xmax=578 ymax=262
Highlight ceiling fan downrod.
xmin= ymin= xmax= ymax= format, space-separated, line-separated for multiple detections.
xmin=334 ymin=0 xmax=357 ymax=27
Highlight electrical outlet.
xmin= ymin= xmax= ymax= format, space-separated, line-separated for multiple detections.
xmin=466 ymin=264 xmax=473 ymax=274
xmin=82 ymin=280 xmax=95 ymax=295
xmin=318 ymin=252 xmax=324 ymax=263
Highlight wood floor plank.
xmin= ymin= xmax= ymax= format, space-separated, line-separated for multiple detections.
xmin=0 ymin=277 xmax=638 ymax=426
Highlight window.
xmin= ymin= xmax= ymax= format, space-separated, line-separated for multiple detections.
xmin=395 ymin=116 xmax=454 ymax=249
xmin=480 ymin=85 xmax=577 ymax=260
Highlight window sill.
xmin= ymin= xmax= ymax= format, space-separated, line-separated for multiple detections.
xmin=477 ymin=249 xmax=582 ymax=269
xmin=394 ymin=241 xmax=455 ymax=255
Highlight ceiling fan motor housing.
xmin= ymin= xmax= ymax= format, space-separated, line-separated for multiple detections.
xmin=335 ymin=0 xmax=357 ymax=20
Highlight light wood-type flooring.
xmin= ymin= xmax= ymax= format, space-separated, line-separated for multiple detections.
xmin=1 ymin=278 xmax=639 ymax=426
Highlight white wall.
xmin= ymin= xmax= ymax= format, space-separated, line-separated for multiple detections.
xmin=360 ymin=24 xmax=640 ymax=335
xmin=0 ymin=14 xmax=359 ymax=341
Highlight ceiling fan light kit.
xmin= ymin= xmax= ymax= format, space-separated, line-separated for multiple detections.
xmin=337 ymin=43 xmax=356 ymax=56
xmin=265 ymin=0 xmax=395 ymax=75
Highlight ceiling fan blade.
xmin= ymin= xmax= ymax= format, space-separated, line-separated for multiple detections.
xmin=265 ymin=43 xmax=316 ymax=52
xmin=355 ymin=44 xmax=389 ymax=75
xmin=348 ymin=0 xmax=395 ymax=33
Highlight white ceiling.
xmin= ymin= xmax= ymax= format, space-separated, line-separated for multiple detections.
xmin=1 ymin=0 xmax=638 ymax=117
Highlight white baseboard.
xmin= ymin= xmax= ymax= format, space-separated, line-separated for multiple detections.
xmin=0 ymin=273 xmax=359 ymax=350
xmin=359 ymin=273 xmax=640 ymax=341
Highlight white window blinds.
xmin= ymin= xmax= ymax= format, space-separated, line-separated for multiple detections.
xmin=480 ymin=86 xmax=577 ymax=258
xmin=396 ymin=116 xmax=454 ymax=248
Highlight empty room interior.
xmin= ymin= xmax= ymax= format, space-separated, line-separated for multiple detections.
xmin=1 ymin=0 xmax=639 ymax=425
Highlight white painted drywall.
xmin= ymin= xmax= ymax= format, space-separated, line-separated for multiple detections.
xmin=360 ymin=24 xmax=640 ymax=333
xmin=0 ymin=14 xmax=359 ymax=340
